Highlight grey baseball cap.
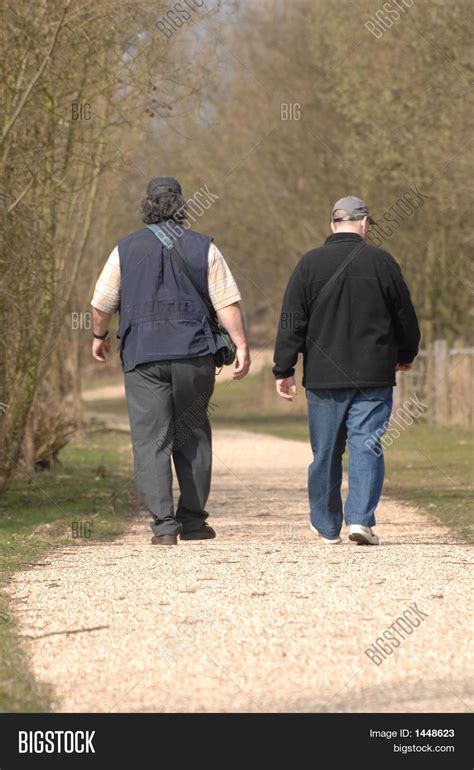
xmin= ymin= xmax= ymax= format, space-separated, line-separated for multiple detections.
xmin=146 ymin=176 xmax=182 ymax=196
xmin=332 ymin=195 xmax=375 ymax=224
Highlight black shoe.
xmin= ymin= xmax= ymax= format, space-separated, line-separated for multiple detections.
xmin=180 ymin=524 xmax=216 ymax=541
xmin=151 ymin=534 xmax=178 ymax=545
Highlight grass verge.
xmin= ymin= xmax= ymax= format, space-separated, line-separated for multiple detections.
xmin=0 ymin=428 xmax=134 ymax=712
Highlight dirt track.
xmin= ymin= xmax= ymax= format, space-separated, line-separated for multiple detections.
xmin=7 ymin=429 xmax=472 ymax=712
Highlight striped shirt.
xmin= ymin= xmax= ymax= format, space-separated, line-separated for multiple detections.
xmin=91 ymin=242 xmax=241 ymax=314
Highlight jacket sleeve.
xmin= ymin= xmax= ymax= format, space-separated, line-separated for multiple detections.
xmin=273 ymin=261 xmax=308 ymax=378
xmin=382 ymin=254 xmax=421 ymax=364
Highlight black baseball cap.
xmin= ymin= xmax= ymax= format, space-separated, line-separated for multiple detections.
xmin=146 ymin=176 xmax=182 ymax=196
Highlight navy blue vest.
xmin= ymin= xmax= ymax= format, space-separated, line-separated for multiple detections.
xmin=117 ymin=221 xmax=218 ymax=372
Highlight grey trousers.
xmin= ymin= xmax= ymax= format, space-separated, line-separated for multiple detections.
xmin=124 ymin=355 xmax=215 ymax=536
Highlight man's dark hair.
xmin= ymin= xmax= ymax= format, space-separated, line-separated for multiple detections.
xmin=140 ymin=192 xmax=187 ymax=224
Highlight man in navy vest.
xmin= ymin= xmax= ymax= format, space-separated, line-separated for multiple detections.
xmin=91 ymin=177 xmax=250 ymax=545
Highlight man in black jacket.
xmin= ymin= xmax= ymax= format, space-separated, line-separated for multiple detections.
xmin=273 ymin=196 xmax=420 ymax=546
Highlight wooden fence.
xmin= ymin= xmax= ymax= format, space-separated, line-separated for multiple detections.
xmin=393 ymin=340 xmax=474 ymax=425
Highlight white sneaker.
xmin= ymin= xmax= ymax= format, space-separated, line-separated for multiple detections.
xmin=348 ymin=525 xmax=379 ymax=545
xmin=310 ymin=524 xmax=342 ymax=544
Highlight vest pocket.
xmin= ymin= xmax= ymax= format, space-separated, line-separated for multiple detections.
xmin=137 ymin=319 xmax=211 ymax=359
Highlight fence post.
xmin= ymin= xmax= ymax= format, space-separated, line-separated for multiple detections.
xmin=433 ymin=339 xmax=449 ymax=424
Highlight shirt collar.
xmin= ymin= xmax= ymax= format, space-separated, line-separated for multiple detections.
xmin=324 ymin=233 xmax=363 ymax=245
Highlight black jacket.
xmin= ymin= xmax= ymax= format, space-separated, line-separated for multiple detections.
xmin=273 ymin=233 xmax=420 ymax=389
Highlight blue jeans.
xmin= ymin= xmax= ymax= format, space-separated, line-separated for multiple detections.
xmin=306 ymin=387 xmax=393 ymax=539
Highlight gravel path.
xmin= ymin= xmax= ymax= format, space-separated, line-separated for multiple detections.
xmin=7 ymin=429 xmax=472 ymax=713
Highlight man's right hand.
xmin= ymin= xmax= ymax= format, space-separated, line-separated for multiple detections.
xmin=92 ymin=337 xmax=110 ymax=363
xmin=233 ymin=347 xmax=251 ymax=380
xmin=276 ymin=377 xmax=297 ymax=401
